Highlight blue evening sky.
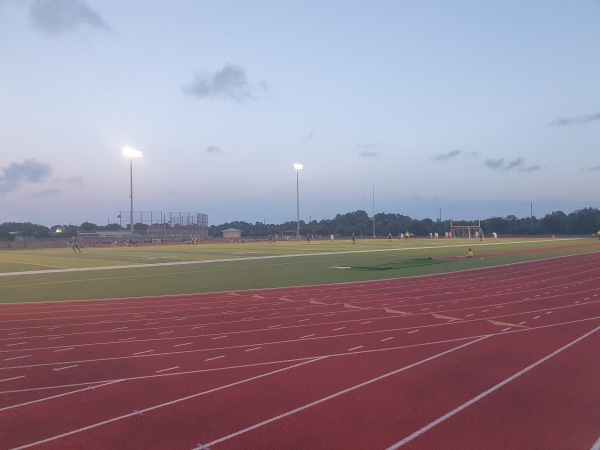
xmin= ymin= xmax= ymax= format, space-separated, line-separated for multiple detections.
xmin=1 ymin=0 xmax=599 ymax=227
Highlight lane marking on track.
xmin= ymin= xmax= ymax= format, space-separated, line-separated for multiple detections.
xmin=407 ymin=330 xmax=419 ymax=334
xmin=348 ymin=346 xmax=364 ymax=351
xmin=199 ymin=336 xmax=490 ymax=448
xmin=7 ymin=342 xmax=27 ymax=347
xmin=300 ymin=334 xmax=315 ymax=339
xmin=380 ymin=337 xmax=394 ymax=342
xmin=47 ymin=337 xmax=64 ymax=340
xmin=53 ymin=365 xmax=78 ymax=372
xmin=487 ymin=319 xmax=528 ymax=329
xmin=0 ymin=375 xmax=25 ymax=383
xmin=0 ymin=380 xmax=124 ymax=413
xmin=10 ymin=357 xmax=328 ymax=449
xmin=53 ymin=347 xmax=74 ymax=352
xmin=386 ymin=324 xmax=600 ymax=449
xmin=8 ymin=332 xmax=26 ymax=336
xmin=156 ymin=367 xmax=179 ymax=373
xmin=332 ymin=327 xmax=345 ymax=331
xmin=385 ymin=308 xmax=411 ymax=315
xmin=174 ymin=343 xmax=192 ymax=348
xmin=244 ymin=347 xmax=261 ymax=352
xmin=4 ymin=355 xmax=31 ymax=361
xmin=310 ymin=299 xmax=328 ymax=305
xmin=205 ymin=355 xmax=225 ymax=362
xmin=132 ymin=350 xmax=153 ymax=356
xmin=431 ymin=313 xmax=462 ymax=321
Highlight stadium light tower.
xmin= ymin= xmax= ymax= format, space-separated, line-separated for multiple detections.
xmin=123 ymin=147 xmax=143 ymax=237
xmin=294 ymin=163 xmax=303 ymax=239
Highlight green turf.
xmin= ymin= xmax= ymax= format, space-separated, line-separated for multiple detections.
xmin=0 ymin=237 xmax=598 ymax=303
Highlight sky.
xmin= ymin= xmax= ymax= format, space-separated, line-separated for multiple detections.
xmin=1 ymin=0 xmax=600 ymax=228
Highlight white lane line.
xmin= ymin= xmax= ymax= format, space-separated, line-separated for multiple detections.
xmin=11 ymin=358 xmax=328 ymax=449
xmin=47 ymin=337 xmax=64 ymax=340
xmin=211 ymin=335 xmax=227 ymax=340
xmin=360 ymin=321 xmax=372 ymax=325
xmin=112 ymin=327 xmax=128 ymax=331
xmin=145 ymin=322 xmax=159 ymax=326
xmin=546 ymin=311 xmax=553 ymax=315
xmin=199 ymin=337 xmax=489 ymax=449
xmin=533 ymin=316 xmax=541 ymax=320
xmin=519 ymin=321 xmax=528 ymax=325
xmin=7 ymin=342 xmax=27 ymax=347
xmin=465 ymin=314 xmax=474 ymax=318
xmin=380 ymin=337 xmax=394 ymax=342
xmin=155 ymin=366 xmax=179 ymax=373
xmin=205 ymin=355 xmax=225 ymax=362
xmin=386 ymin=325 xmax=600 ymax=449
xmin=300 ymin=334 xmax=315 ymax=339
xmin=132 ymin=350 xmax=154 ymax=356
xmin=174 ymin=342 xmax=192 ymax=348
xmin=47 ymin=327 xmax=62 ymax=330
xmin=0 ymin=380 xmax=124 ymax=413
xmin=0 ymin=375 xmax=26 ymax=383
xmin=158 ymin=331 xmax=174 ymax=335
xmin=501 ymin=327 xmax=512 ymax=332
xmin=4 ymin=355 xmax=32 ymax=361
xmin=407 ymin=330 xmax=419 ymax=334
xmin=53 ymin=347 xmax=74 ymax=353
xmin=268 ymin=325 xmax=281 ymax=329
xmin=244 ymin=347 xmax=261 ymax=352
xmin=53 ymin=365 xmax=78 ymax=372
xmin=119 ymin=337 xmax=136 ymax=342
xmin=332 ymin=327 xmax=345 ymax=331
xmin=298 ymin=319 xmax=310 ymax=323
xmin=8 ymin=332 xmax=26 ymax=336
xmin=348 ymin=346 xmax=363 ymax=351
xmin=191 ymin=325 xmax=206 ymax=329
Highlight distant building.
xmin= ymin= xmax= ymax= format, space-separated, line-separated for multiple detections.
xmin=222 ymin=228 xmax=242 ymax=241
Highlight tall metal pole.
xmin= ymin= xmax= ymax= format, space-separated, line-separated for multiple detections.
xmin=296 ymin=170 xmax=300 ymax=238
xmin=372 ymin=183 xmax=376 ymax=238
xmin=129 ymin=158 xmax=134 ymax=236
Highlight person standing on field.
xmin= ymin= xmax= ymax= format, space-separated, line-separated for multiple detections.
xmin=71 ymin=236 xmax=81 ymax=253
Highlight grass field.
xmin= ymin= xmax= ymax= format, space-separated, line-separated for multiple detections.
xmin=1 ymin=236 xmax=599 ymax=304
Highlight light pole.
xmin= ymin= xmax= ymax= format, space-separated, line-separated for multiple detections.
xmin=294 ymin=163 xmax=303 ymax=239
xmin=123 ymin=147 xmax=143 ymax=237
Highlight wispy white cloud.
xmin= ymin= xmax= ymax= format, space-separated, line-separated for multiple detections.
xmin=0 ymin=159 xmax=52 ymax=193
xmin=357 ymin=143 xmax=382 ymax=157
xmin=206 ymin=145 xmax=222 ymax=154
xmin=550 ymin=112 xmax=600 ymax=126
xmin=30 ymin=0 xmax=111 ymax=35
xmin=184 ymin=64 xmax=265 ymax=102
xmin=432 ymin=149 xmax=478 ymax=161
xmin=484 ymin=158 xmax=541 ymax=172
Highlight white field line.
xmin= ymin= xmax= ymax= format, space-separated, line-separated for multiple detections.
xmin=386 ymin=324 xmax=600 ymax=449
xmin=10 ymin=357 xmax=329 ymax=450
xmin=0 ymin=238 xmax=575 ymax=278
xmin=0 ymin=380 xmax=123 ymax=412
xmin=199 ymin=336 xmax=490 ymax=448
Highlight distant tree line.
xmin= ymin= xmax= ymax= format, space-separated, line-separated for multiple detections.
xmin=211 ymin=208 xmax=600 ymax=238
xmin=2 ymin=207 xmax=600 ymax=240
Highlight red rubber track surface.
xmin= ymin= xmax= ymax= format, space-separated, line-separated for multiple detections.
xmin=1 ymin=252 xmax=599 ymax=449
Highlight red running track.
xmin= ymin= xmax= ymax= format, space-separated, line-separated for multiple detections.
xmin=0 ymin=252 xmax=599 ymax=449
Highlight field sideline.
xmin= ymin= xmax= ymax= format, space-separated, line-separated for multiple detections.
xmin=0 ymin=236 xmax=598 ymax=304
